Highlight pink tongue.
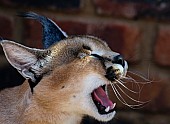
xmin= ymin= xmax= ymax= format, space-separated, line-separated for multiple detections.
xmin=93 ymin=87 xmax=113 ymax=108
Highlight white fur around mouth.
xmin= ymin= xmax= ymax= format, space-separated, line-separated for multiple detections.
xmin=88 ymin=90 xmax=116 ymax=122
xmin=83 ymin=74 xmax=117 ymax=122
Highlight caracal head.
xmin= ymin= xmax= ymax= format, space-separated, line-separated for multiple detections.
xmin=0 ymin=35 xmax=128 ymax=122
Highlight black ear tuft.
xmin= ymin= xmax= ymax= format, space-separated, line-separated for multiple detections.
xmin=18 ymin=12 xmax=68 ymax=49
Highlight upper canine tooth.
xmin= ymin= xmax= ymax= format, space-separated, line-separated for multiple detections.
xmin=112 ymin=103 xmax=116 ymax=109
xmin=105 ymin=106 xmax=110 ymax=112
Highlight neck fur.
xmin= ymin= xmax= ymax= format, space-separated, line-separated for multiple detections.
xmin=23 ymin=106 xmax=82 ymax=124
xmin=20 ymin=81 xmax=83 ymax=124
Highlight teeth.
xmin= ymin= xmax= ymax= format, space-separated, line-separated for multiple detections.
xmin=105 ymin=85 xmax=108 ymax=96
xmin=105 ymin=106 xmax=110 ymax=112
xmin=112 ymin=103 xmax=116 ymax=109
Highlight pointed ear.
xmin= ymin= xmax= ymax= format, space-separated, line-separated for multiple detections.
xmin=0 ymin=40 xmax=50 ymax=82
xmin=18 ymin=12 xmax=68 ymax=48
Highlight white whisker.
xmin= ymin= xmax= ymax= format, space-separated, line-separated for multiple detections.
xmin=109 ymin=82 xmax=128 ymax=106
xmin=126 ymin=74 xmax=152 ymax=84
xmin=109 ymin=82 xmax=146 ymax=109
xmin=114 ymin=79 xmax=140 ymax=94
xmin=114 ymin=81 xmax=146 ymax=104
xmin=128 ymin=71 xmax=151 ymax=82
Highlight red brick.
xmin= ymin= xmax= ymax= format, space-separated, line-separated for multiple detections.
xmin=87 ymin=22 xmax=141 ymax=62
xmin=0 ymin=15 xmax=13 ymax=53
xmin=23 ymin=19 xmax=88 ymax=48
xmin=24 ymin=18 xmax=141 ymax=63
xmin=0 ymin=0 xmax=12 ymax=6
xmin=0 ymin=15 xmax=13 ymax=39
xmin=23 ymin=20 xmax=43 ymax=48
xmin=154 ymin=25 xmax=170 ymax=66
xmin=0 ymin=0 xmax=81 ymax=11
xmin=93 ymin=0 xmax=170 ymax=20
xmin=115 ymin=112 xmax=170 ymax=124
xmin=56 ymin=20 xmax=87 ymax=35
xmin=153 ymin=81 xmax=170 ymax=111
xmin=93 ymin=0 xmax=137 ymax=18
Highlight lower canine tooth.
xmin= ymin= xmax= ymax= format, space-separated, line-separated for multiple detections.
xmin=105 ymin=106 xmax=110 ymax=112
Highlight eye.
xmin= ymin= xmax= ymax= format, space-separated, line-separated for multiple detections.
xmin=78 ymin=45 xmax=92 ymax=59
xmin=82 ymin=45 xmax=91 ymax=51
xmin=113 ymin=55 xmax=125 ymax=67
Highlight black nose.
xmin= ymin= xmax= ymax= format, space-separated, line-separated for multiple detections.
xmin=113 ymin=55 xmax=125 ymax=67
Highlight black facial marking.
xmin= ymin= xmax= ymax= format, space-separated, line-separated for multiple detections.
xmin=28 ymin=76 xmax=42 ymax=93
xmin=91 ymin=54 xmax=124 ymax=81
xmin=28 ymin=68 xmax=42 ymax=93
xmin=91 ymin=54 xmax=105 ymax=62
xmin=61 ymin=86 xmax=65 ymax=89
xmin=105 ymin=66 xmax=116 ymax=81
xmin=82 ymin=45 xmax=92 ymax=51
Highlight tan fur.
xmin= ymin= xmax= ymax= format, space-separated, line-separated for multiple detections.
xmin=0 ymin=36 xmax=128 ymax=124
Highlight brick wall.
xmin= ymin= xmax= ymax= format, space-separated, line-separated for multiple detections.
xmin=0 ymin=0 xmax=170 ymax=124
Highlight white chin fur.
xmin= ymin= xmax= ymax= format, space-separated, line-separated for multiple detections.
xmin=80 ymin=74 xmax=117 ymax=122
xmin=82 ymin=96 xmax=116 ymax=122
xmin=112 ymin=64 xmax=124 ymax=74
xmin=123 ymin=61 xmax=128 ymax=76
xmin=94 ymin=111 xmax=116 ymax=122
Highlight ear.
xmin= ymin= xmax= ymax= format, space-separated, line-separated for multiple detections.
xmin=18 ymin=12 xmax=68 ymax=49
xmin=0 ymin=40 xmax=50 ymax=82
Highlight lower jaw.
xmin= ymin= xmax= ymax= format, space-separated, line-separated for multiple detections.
xmin=93 ymin=99 xmax=115 ymax=115
xmin=91 ymin=87 xmax=116 ymax=115
xmin=84 ymin=97 xmax=116 ymax=122
xmin=94 ymin=110 xmax=116 ymax=122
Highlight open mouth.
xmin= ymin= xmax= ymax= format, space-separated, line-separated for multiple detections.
xmin=91 ymin=85 xmax=116 ymax=115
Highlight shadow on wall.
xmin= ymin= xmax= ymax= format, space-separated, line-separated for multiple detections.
xmin=0 ymin=64 xmax=24 ymax=90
